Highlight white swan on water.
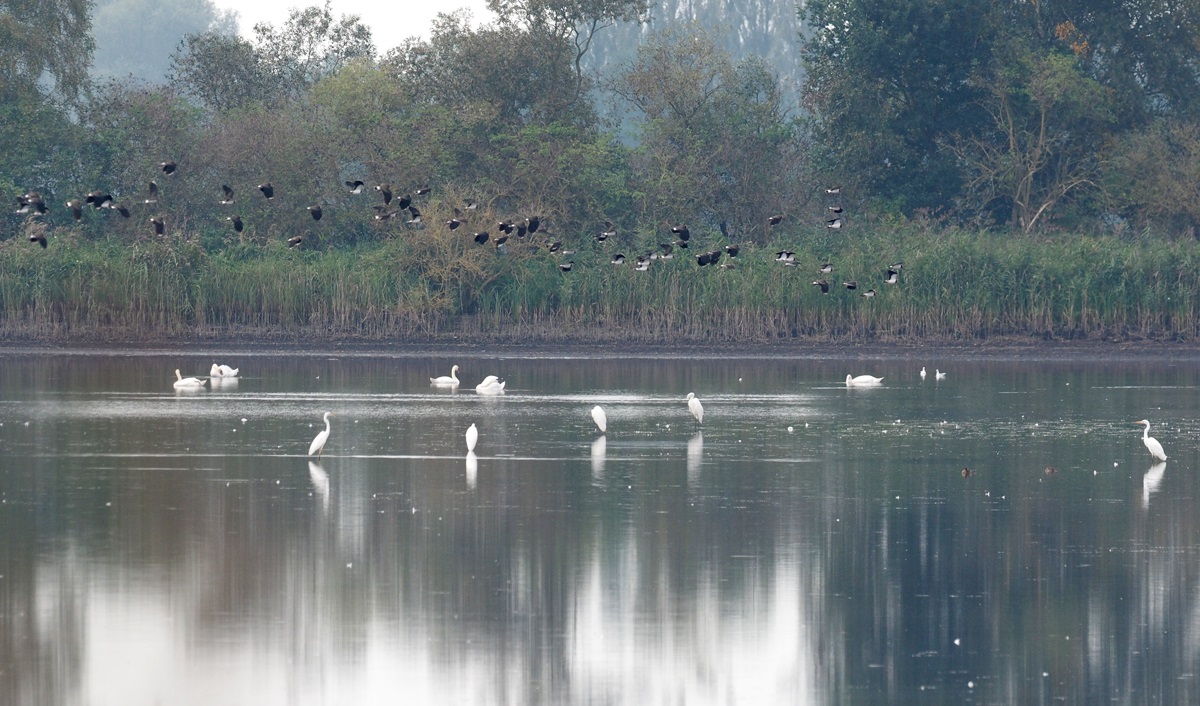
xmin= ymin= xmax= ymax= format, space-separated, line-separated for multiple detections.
xmin=430 ymin=365 xmax=460 ymax=387
xmin=173 ymin=369 xmax=207 ymax=389
xmin=475 ymin=376 xmax=506 ymax=394
xmin=210 ymin=363 xmax=239 ymax=377
xmin=846 ymin=374 xmax=884 ymax=386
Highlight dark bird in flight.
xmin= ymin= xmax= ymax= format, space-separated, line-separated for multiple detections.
xmin=819 ymin=263 xmax=833 ymax=273
xmin=498 ymin=221 xmax=513 ymax=234
xmin=227 ymin=215 xmax=243 ymax=232
xmin=724 ymin=244 xmax=739 ymax=257
xmin=308 ymin=205 xmax=322 ymax=221
xmin=526 ymin=216 xmax=540 ymax=234
xmin=828 ymin=205 xmax=844 ymax=214
xmin=144 ymin=181 xmax=159 ymax=204
xmin=220 ymin=184 xmax=235 ymax=205
xmin=842 ymin=280 xmax=858 ymax=290
xmin=287 ymin=235 xmax=303 ymax=248
xmin=150 ymin=216 xmax=165 ymax=235
xmin=414 ymin=185 xmax=431 ymax=196
xmin=29 ymin=232 xmax=47 ymax=248
xmin=446 ymin=218 xmax=461 ymax=230
xmin=258 ymin=183 xmax=274 ymax=199
xmin=612 ymin=254 xmax=626 ymax=265
xmin=861 ymin=288 xmax=876 ymax=298
xmin=827 ymin=218 xmax=843 ymax=229
xmin=376 ymin=183 xmax=392 ymax=204
xmin=473 ymin=231 xmax=489 ymax=244
xmin=407 ymin=205 xmax=422 ymax=224
xmin=767 ymin=214 xmax=783 ymax=226
xmin=559 ymin=262 xmax=574 ymax=272
xmin=111 ymin=203 xmax=131 ymax=218
xmin=812 ymin=279 xmax=830 ymax=294
xmin=345 ymin=180 xmax=365 ymax=194
xmin=670 ymin=223 xmax=690 ymax=241
xmin=65 ymin=199 xmax=83 ymax=220
xmin=826 ymin=186 xmax=841 ymax=194
xmin=884 ymin=269 xmax=899 ymax=285
xmin=160 ymin=161 xmax=177 ymax=175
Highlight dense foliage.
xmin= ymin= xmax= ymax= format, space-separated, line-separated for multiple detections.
xmin=1 ymin=0 xmax=1199 ymax=341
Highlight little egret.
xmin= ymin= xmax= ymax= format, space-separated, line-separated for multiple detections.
xmin=308 ymin=412 xmax=332 ymax=458
xmin=1134 ymin=420 xmax=1167 ymax=461
xmin=920 ymin=367 xmax=927 ymax=379
xmin=465 ymin=423 xmax=478 ymax=452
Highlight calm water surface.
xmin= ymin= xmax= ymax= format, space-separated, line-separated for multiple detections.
xmin=1 ymin=352 xmax=1199 ymax=705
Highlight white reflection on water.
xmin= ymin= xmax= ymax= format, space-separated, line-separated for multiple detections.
xmin=687 ymin=432 xmax=703 ymax=483
xmin=590 ymin=436 xmax=606 ymax=478
xmin=465 ymin=452 xmax=478 ymax=488
xmin=1142 ymin=462 xmax=1166 ymax=508
xmin=309 ymin=461 xmax=330 ymax=512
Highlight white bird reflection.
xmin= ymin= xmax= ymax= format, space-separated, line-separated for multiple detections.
xmin=590 ymin=436 xmax=606 ymax=478
xmin=210 ymin=376 xmax=239 ymax=391
xmin=1142 ymin=461 xmax=1166 ymax=509
xmin=308 ymin=461 xmax=329 ymax=513
xmin=687 ymin=432 xmax=703 ymax=483
xmin=465 ymin=451 xmax=478 ymax=488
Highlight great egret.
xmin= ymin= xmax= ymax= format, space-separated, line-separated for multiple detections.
xmin=173 ymin=369 xmax=207 ymax=389
xmin=430 ymin=365 xmax=460 ymax=387
xmin=210 ymin=363 xmax=239 ymax=377
xmin=465 ymin=423 xmax=478 ymax=452
xmin=686 ymin=392 xmax=704 ymax=425
xmin=846 ymin=374 xmax=884 ymax=386
xmin=935 ymin=369 xmax=947 ymax=380
xmin=1135 ymin=419 xmax=1168 ymax=461
xmin=308 ymin=412 xmax=332 ymax=458
xmin=591 ymin=405 xmax=607 ymax=433
xmin=920 ymin=367 xmax=927 ymax=379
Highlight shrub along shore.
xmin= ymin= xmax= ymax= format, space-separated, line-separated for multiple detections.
xmin=1 ymin=223 xmax=1197 ymax=344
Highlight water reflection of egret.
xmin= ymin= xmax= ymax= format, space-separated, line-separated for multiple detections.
xmin=1142 ymin=462 xmax=1166 ymax=508
xmin=308 ymin=461 xmax=329 ymax=511
xmin=591 ymin=405 xmax=607 ymax=433
xmin=308 ymin=412 xmax=332 ymax=457
xmin=590 ymin=436 xmax=606 ymax=478
xmin=687 ymin=432 xmax=703 ymax=481
xmin=465 ymin=451 xmax=478 ymax=489
xmin=1134 ymin=419 xmax=1168 ymax=461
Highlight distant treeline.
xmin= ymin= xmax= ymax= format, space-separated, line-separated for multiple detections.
xmin=1 ymin=1 xmax=1199 ymax=342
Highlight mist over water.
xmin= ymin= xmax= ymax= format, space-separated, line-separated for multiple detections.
xmin=1 ymin=352 xmax=1199 ymax=705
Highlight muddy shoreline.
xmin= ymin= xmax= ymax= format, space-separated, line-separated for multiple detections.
xmin=2 ymin=333 xmax=1200 ymax=361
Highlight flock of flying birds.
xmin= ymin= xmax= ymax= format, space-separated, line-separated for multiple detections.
xmin=14 ymin=165 xmax=905 ymax=293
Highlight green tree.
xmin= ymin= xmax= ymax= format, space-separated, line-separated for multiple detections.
xmin=801 ymin=0 xmax=1001 ymax=214
xmin=947 ymin=50 xmax=1115 ymax=232
xmin=615 ymin=26 xmax=808 ymax=241
xmin=0 ymin=0 xmax=93 ymax=102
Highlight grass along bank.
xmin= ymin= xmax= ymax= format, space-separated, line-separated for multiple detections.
xmin=1 ymin=223 xmax=1197 ymax=343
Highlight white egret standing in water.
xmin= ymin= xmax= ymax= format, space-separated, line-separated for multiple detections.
xmin=920 ymin=367 xmax=926 ymax=380
xmin=465 ymin=423 xmax=479 ymax=452
xmin=308 ymin=412 xmax=332 ymax=458
xmin=686 ymin=392 xmax=704 ymax=426
xmin=591 ymin=405 xmax=607 ymax=433
xmin=1134 ymin=419 xmax=1167 ymax=461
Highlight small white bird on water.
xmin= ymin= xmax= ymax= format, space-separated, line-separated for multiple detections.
xmin=1135 ymin=419 xmax=1167 ymax=461
xmin=465 ymin=423 xmax=478 ymax=452
xmin=935 ymin=369 xmax=947 ymax=380
xmin=591 ymin=405 xmax=607 ymax=433
xmin=430 ymin=365 xmax=460 ymax=387
xmin=920 ymin=367 xmax=926 ymax=380
xmin=210 ymin=363 xmax=239 ymax=377
xmin=308 ymin=412 xmax=332 ymax=458
xmin=846 ymin=374 xmax=884 ymax=386
xmin=173 ymin=369 xmax=207 ymax=389
xmin=686 ymin=392 xmax=704 ymax=425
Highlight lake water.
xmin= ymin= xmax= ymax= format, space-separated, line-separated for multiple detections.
xmin=1 ymin=351 xmax=1199 ymax=705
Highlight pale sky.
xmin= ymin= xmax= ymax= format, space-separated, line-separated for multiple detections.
xmin=210 ymin=0 xmax=497 ymax=52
